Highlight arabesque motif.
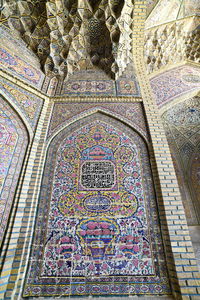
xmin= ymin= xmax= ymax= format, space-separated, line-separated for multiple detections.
xmin=24 ymin=115 xmax=170 ymax=297
xmin=0 ymin=95 xmax=28 ymax=244
xmin=0 ymin=47 xmax=44 ymax=87
xmin=0 ymin=78 xmax=43 ymax=129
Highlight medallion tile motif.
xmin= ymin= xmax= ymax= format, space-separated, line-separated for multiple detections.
xmin=0 ymin=47 xmax=44 ymax=88
xmin=24 ymin=114 xmax=170 ymax=297
xmin=60 ymin=78 xmax=140 ymax=97
xmin=116 ymin=79 xmax=140 ymax=96
xmin=61 ymin=80 xmax=115 ymax=96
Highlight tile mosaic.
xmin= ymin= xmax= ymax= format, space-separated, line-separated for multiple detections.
xmin=151 ymin=66 xmax=200 ymax=107
xmin=61 ymin=80 xmax=116 ymax=96
xmin=0 ymin=47 xmax=44 ymax=88
xmin=0 ymin=95 xmax=28 ymax=245
xmin=0 ymin=77 xmax=43 ymax=129
xmin=48 ymin=102 xmax=149 ymax=142
xmin=23 ymin=114 xmax=171 ymax=297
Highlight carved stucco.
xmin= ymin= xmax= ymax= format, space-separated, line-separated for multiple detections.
xmin=1 ymin=0 xmax=135 ymax=80
xmin=2 ymin=0 xmax=200 ymax=80
xmin=145 ymin=0 xmax=200 ymax=74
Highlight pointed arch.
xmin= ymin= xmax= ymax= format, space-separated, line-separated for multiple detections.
xmin=24 ymin=112 xmax=171 ymax=297
xmin=0 ymin=94 xmax=29 ymax=246
xmin=0 ymin=90 xmax=33 ymax=139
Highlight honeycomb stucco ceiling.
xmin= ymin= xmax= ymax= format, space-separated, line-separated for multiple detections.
xmin=1 ymin=0 xmax=135 ymax=80
xmin=1 ymin=0 xmax=200 ymax=79
xmin=145 ymin=0 xmax=200 ymax=74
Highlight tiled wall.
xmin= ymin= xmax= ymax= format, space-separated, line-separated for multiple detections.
xmin=0 ymin=1 xmax=200 ymax=299
xmin=132 ymin=1 xmax=200 ymax=298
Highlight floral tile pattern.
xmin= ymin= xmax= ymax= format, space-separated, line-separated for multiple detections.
xmin=0 ymin=77 xmax=43 ymax=129
xmin=151 ymin=66 xmax=200 ymax=107
xmin=61 ymin=80 xmax=116 ymax=96
xmin=190 ymin=147 xmax=200 ymax=220
xmin=23 ymin=114 xmax=171 ymax=297
xmin=48 ymin=102 xmax=149 ymax=142
xmin=60 ymin=78 xmax=141 ymax=97
xmin=0 ymin=95 xmax=28 ymax=245
xmin=0 ymin=47 xmax=44 ymax=88
xmin=162 ymin=96 xmax=200 ymax=166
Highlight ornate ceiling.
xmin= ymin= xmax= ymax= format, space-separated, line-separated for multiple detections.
xmin=1 ymin=0 xmax=134 ymax=80
xmin=144 ymin=18 xmax=200 ymax=74
xmin=146 ymin=0 xmax=200 ymax=29
xmin=145 ymin=0 xmax=200 ymax=74
xmin=162 ymin=96 xmax=200 ymax=167
xmin=1 ymin=0 xmax=200 ymax=79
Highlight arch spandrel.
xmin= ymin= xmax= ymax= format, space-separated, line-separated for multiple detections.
xmin=47 ymin=102 xmax=150 ymax=146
